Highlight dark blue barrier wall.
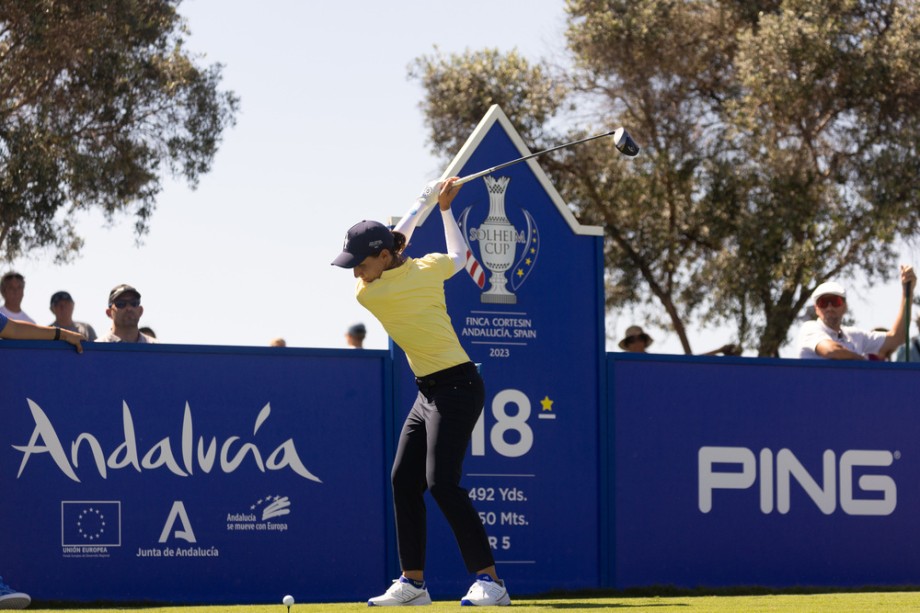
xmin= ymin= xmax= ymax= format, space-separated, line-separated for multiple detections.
xmin=1 ymin=341 xmax=393 ymax=604
xmin=606 ymin=352 xmax=920 ymax=589
xmin=5 ymin=342 xmax=920 ymax=604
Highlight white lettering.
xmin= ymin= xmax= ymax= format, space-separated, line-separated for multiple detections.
xmin=72 ymin=433 xmax=107 ymax=477
xmin=142 ymin=437 xmax=188 ymax=476
xmin=109 ymin=402 xmax=141 ymax=473
xmin=776 ymin=448 xmax=835 ymax=514
xmin=699 ymin=446 xmax=897 ymax=516
xmin=839 ymin=450 xmax=896 ymax=516
xmin=14 ymin=399 xmax=80 ymax=481
xmin=198 ymin=437 xmax=217 ymax=472
xmin=159 ymin=501 xmax=197 ymax=543
xmin=698 ymin=446 xmax=755 ymax=513
xmin=182 ymin=403 xmax=194 ymax=474
xmin=13 ymin=399 xmax=321 ymax=483
xmin=759 ymin=448 xmax=773 ymax=513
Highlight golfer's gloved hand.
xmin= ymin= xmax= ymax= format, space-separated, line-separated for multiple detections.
xmin=416 ymin=180 xmax=443 ymax=208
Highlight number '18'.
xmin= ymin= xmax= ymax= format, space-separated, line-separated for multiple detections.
xmin=471 ymin=389 xmax=534 ymax=458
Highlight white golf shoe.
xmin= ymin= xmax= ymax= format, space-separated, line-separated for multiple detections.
xmin=460 ymin=574 xmax=511 ymax=606
xmin=367 ymin=577 xmax=432 ymax=606
xmin=0 ymin=576 xmax=31 ymax=610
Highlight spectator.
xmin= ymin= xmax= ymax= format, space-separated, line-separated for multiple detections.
xmin=871 ymin=327 xmax=893 ymax=361
xmin=346 ymin=322 xmax=366 ymax=349
xmin=97 ymin=284 xmax=157 ymax=344
xmin=795 ymin=267 xmax=916 ymax=360
xmin=0 ymin=271 xmax=35 ymax=324
xmin=618 ymin=325 xmax=652 ymax=353
xmin=139 ymin=326 xmax=157 ymax=339
xmin=0 ymin=575 xmax=30 ymax=610
xmin=893 ymin=316 xmax=920 ymax=362
xmin=49 ymin=291 xmax=97 ymax=342
xmin=269 ymin=337 xmax=287 ymax=347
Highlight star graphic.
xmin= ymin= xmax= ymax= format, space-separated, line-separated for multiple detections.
xmin=77 ymin=507 xmax=106 ymax=540
xmin=541 ymin=396 xmax=554 ymax=411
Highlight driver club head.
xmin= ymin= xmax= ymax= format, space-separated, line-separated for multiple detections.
xmin=613 ymin=127 xmax=640 ymax=157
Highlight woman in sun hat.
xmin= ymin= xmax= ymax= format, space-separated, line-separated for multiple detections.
xmin=619 ymin=325 xmax=653 ymax=353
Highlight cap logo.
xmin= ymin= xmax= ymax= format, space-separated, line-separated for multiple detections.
xmin=368 ymin=239 xmax=383 ymax=249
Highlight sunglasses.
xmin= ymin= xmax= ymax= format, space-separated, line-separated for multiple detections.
xmin=816 ymin=295 xmax=845 ymax=309
xmin=624 ymin=334 xmax=647 ymax=344
xmin=111 ymin=299 xmax=141 ymax=309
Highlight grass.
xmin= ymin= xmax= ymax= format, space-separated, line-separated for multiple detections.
xmin=24 ymin=590 xmax=920 ymax=612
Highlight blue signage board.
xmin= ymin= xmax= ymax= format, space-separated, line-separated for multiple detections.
xmin=1 ymin=342 xmax=390 ymax=604
xmin=608 ymin=354 xmax=920 ymax=588
xmin=392 ymin=106 xmax=606 ymax=597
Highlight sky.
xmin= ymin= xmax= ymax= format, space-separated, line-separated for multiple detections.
xmin=4 ymin=0 xmax=917 ymax=356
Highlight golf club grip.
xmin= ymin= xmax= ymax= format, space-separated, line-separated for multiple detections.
xmin=454 ymin=130 xmax=621 ymax=186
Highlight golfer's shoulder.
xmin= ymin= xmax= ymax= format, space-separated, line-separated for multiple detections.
xmin=414 ymin=253 xmax=452 ymax=272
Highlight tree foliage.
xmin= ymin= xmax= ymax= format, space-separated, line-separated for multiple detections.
xmin=409 ymin=47 xmax=568 ymax=156
xmin=0 ymin=0 xmax=239 ymax=262
xmin=411 ymin=0 xmax=920 ymax=356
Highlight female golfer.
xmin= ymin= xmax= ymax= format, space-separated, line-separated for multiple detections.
xmin=332 ymin=178 xmax=510 ymax=607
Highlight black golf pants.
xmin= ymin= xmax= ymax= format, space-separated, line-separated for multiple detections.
xmin=391 ymin=361 xmax=494 ymax=574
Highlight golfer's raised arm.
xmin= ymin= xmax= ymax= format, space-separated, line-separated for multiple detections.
xmin=393 ymin=180 xmax=444 ymax=244
xmin=438 ymin=178 xmax=466 ymax=274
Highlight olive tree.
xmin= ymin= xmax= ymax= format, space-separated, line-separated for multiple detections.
xmin=0 ymin=0 xmax=239 ymax=262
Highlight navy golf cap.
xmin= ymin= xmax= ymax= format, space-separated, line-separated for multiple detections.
xmin=331 ymin=220 xmax=393 ymax=268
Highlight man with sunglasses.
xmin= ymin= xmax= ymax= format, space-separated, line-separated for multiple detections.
xmin=98 ymin=284 xmax=157 ymax=344
xmin=796 ymin=265 xmax=916 ymax=360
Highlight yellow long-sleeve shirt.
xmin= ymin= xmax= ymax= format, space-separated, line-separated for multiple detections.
xmin=357 ymin=253 xmax=470 ymax=377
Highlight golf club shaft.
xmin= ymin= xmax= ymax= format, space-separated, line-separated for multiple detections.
xmin=454 ymin=129 xmax=620 ymax=187
xmin=905 ymin=281 xmax=911 ymax=362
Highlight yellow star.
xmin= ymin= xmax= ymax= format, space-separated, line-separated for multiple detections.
xmin=540 ymin=396 xmax=554 ymax=411
xmin=525 ymin=258 xmax=532 ymax=265
xmin=517 ymin=268 xmax=524 ymax=277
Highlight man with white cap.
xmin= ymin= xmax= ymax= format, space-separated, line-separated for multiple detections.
xmin=795 ymin=265 xmax=916 ymax=360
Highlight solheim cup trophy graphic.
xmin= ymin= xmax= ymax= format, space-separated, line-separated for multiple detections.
xmin=459 ymin=176 xmax=540 ymax=304
xmin=477 ymin=176 xmax=518 ymax=303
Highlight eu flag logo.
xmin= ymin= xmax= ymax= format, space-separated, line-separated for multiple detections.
xmin=61 ymin=501 xmax=122 ymax=547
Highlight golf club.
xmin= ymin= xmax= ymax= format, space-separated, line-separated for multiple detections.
xmin=453 ymin=127 xmax=639 ymax=187
xmin=905 ymin=281 xmax=911 ymax=362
